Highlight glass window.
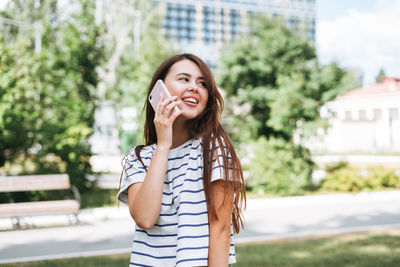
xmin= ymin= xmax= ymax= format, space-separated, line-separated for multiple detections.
xmin=203 ymin=5 xmax=216 ymax=44
xmin=164 ymin=3 xmax=195 ymax=43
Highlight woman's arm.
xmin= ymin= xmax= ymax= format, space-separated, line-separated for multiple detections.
xmin=127 ymin=146 xmax=169 ymax=229
xmin=208 ymin=180 xmax=234 ymax=267
xmin=127 ymin=95 xmax=182 ymax=229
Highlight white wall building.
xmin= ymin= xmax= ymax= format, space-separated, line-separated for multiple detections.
xmin=306 ymin=77 xmax=400 ymax=154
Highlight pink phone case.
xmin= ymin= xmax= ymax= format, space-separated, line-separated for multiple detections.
xmin=149 ymin=79 xmax=179 ymax=112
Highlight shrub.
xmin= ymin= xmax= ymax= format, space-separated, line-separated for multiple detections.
xmin=321 ymin=167 xmax=364 ymax=192
xmin=245 ymin=137 xmax=314 ymax=196
xmin=321 ymin=164 xmax=400 ymax=192
xmin=365 ymin=167 xmax=400 ymax=189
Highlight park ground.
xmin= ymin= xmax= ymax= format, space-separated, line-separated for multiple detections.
xmin=1 ymin=228 xmax=400 ymax=267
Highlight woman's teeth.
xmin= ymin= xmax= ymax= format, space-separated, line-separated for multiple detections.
xmin=183 ymin=98 xmax=198 ymax=104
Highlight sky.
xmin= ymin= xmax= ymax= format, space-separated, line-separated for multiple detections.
xmin=316 ymin=0 xmax=400 ymax=85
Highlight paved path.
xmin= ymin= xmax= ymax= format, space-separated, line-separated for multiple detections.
xmin=239 ymin=190 xmax=400 ymax=243
xmin=1 ymin=190 xmax=400 ymax=264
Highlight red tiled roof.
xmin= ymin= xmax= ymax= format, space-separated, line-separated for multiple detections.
xmin=335 ymin=76 xmax=400 ymax=101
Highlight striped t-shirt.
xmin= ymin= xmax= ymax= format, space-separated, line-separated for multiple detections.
xmin=117 ymin=137 xmax=236 ymax=266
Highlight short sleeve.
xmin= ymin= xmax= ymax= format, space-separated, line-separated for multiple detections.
xmin=117 ymin=148 xmax=148 ymax=205
xmin=211 ymin=143 xmax=232 ymax=182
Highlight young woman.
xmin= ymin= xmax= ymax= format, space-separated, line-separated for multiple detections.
xmin=118 ymin=53 xmax=246 ymax=266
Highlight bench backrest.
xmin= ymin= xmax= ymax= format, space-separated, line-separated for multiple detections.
xmin=0 ymin=174 xmax=71 ymax=192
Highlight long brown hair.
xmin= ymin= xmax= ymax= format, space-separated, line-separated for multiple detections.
xmin=133 ymin=53 xmax=246 ymax=233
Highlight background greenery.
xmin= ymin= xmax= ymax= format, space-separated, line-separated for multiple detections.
xmin=320 ymin=162 xmax=400 ymax=193
xmin=0 ymin=0 xmax=102 ymax=189
xmin=218 ymin=16 xmax=367 ymax=195
xmin=0 ymin=0 xmax=170 ymax=202
xmin=0 ymin=1 xmax=398 ymax=205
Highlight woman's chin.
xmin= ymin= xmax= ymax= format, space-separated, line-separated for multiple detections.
xmin=179 ymin=110 xmax=200 ymax=120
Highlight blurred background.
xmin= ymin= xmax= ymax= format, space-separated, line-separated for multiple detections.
xmin=1 ymin=0 xmax=400 ymax=266
xmin=1 ymin=0 xmax=399 ymax=203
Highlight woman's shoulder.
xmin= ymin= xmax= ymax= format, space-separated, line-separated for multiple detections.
xmin=168 ymin=137 xmax=202 ymax=155
xmin=124 ymin=144 xmax=156 ymax=163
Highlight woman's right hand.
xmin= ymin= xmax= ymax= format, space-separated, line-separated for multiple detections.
xmin=154 ymin=94 xmax=183 ymax=150
xmin=129 ymin=94 xmax=182 ymax=229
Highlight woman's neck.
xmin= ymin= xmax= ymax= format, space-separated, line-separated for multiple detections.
xmin=171 ymin=117 xmax=191 ymax=149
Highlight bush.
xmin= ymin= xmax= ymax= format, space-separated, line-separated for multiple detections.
xmin=321 ymin=167 xmax=364 ymax=192
xmin=81 ymin=189 xmax=119 ymax=209
xmin=245 ymin=137 xmax=314 ymax=196
xmin=321 ymin=164 xmax=400 ymax=192
xmin=367 ymin=167 xmax=400 ymax=188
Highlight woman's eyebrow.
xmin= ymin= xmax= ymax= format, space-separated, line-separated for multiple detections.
xmin=176 ymin=73 xmax=205 ymax=80
xmin=176 ymin=72 xmax=191 ymax=77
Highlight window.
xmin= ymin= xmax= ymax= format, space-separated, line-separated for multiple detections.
xmin=229 ymin=9 xmax=240 ymax=40
xmin=164 ymin=3 xmax=196 ymax=43
xmin=203 ymin=6 xmax=216 ymax=44
xmin=309 ymin=28 xmax=315 ymax=39
xmin=288 ymin=15 xmax=300 ymax=30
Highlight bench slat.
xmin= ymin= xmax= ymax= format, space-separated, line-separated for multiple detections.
xmin=0 ymin=174 xmax=70 ymax=192
xmin=0 ymin=200 xmax=80 ymax=218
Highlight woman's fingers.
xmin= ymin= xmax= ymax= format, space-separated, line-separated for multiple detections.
xmin=153 ymin=95 xmax=182 ymax=149
xmin=164 ymin=100 xmax=181 ymax=117
xmin=156 ymin=95 xmax=180 ymax=118
xmin=168 ymin=106 xmax=184 ymax=123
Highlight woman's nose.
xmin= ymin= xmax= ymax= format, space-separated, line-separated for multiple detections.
xmin=187 ymin=83 xmax=198 ymax=92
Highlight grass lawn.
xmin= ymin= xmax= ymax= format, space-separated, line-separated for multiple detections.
xmin=3 ymin=228 xmax=400 ymax=267
xmin=235 ymin=228 xmax=400 ymax=266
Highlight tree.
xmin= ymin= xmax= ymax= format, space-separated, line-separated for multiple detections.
xmin=218 ymin=16 xmax=360 ymax=142
xmin=0 ymin=0 xmax=104 ymax=191
xmin=217 ymin=16 xmax=361 ymax=194
xmin=376 ymin=68 xmax=386 ymax=83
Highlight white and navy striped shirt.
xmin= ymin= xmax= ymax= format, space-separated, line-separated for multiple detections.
xmin=117 ymin=137 xmax=236 ymax=266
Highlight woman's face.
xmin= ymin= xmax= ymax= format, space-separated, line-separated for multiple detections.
xmin=164 ymin=59 xmax=209 ymax=121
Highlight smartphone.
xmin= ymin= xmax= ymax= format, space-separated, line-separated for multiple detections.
xmin=149 ymin=79 xmax=179 ymax=112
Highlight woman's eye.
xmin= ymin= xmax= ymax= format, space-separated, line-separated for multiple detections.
xmin=199 ymin=81 xmax=206 ymax=87
xmin=179 ymin=77 xmax=189 ymax=82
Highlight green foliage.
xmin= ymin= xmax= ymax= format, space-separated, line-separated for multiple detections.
xmin=218 ymin=16 xmax=362 ymax=195
xmin=245 ymin=136 xmax=314 ymax=196
xmin=312 ymin=62 xmax=362 ymax=104
xmin=0 ymin=0 xmax=104 ymax=191
xmin=219 ymin=17 xmax=314 ymax=140
xmin=325 ymin=161 xmax=348 ymax=173
xmin=218 ymin=16 xmax=361 ymax=141
xmin=80 ymin=189 xmax=119 ymax=209
xmin=376 ymin=68 xmax=386 ymax=83
xmin=321 ymin=164 xmax=400 ymax=192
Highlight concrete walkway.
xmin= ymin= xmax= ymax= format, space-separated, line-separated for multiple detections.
xmin=1 ymin=190 xmax=400 ymax=264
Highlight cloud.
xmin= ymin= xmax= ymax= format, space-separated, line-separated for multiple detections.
xmin=317 ymin=0 xmax=400 ymax=85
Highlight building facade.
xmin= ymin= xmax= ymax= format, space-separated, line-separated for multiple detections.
xmin=306 ymin=77 xmax=400 ymax=154
xmin=162 ymin=0 xmax=316 ymax=71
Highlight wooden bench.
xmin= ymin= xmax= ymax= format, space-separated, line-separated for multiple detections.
xmin=0 ymin=174 xmax=81 ymax=228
